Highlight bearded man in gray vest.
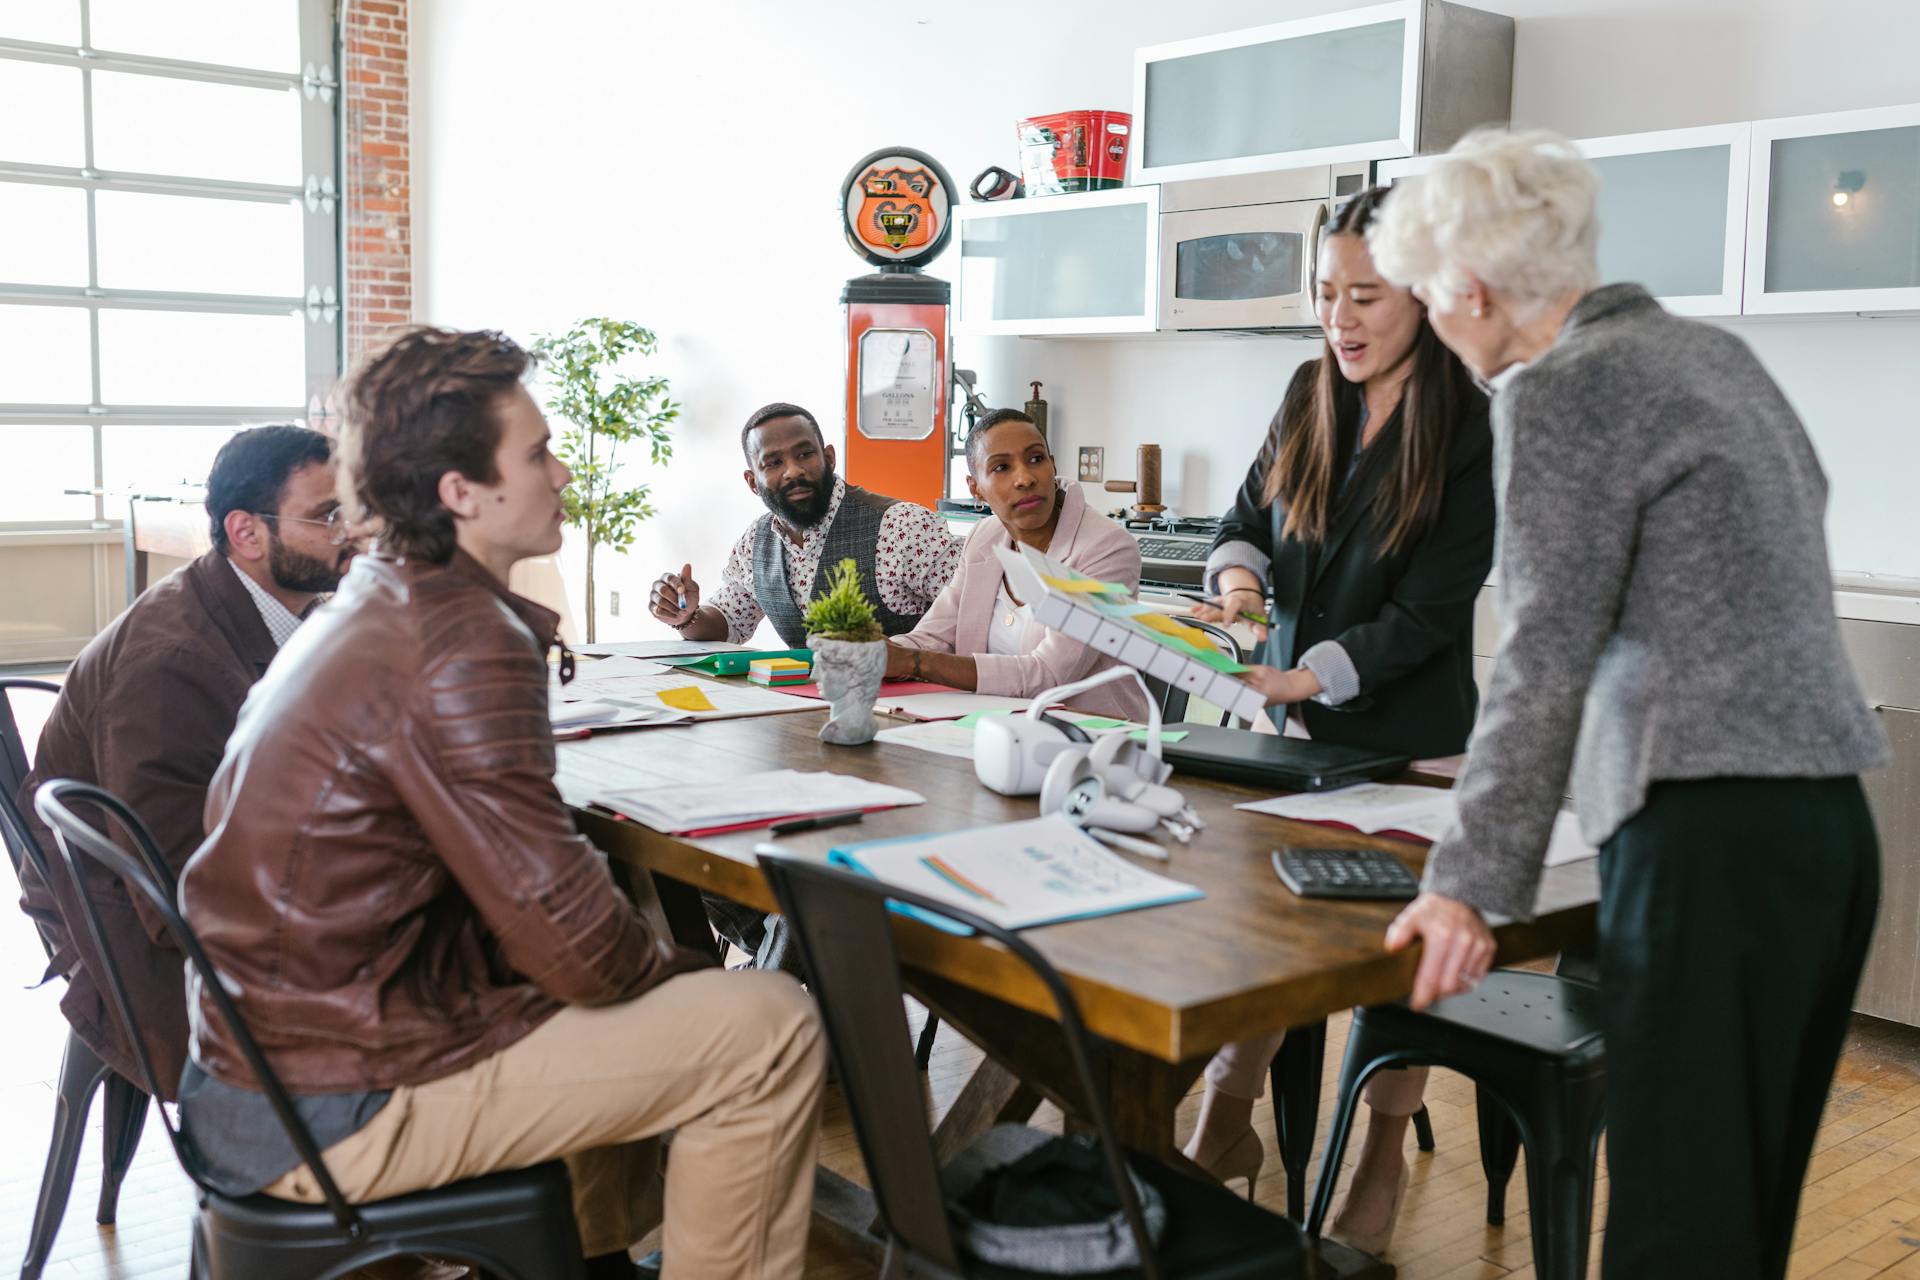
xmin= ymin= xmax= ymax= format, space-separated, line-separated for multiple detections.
xmin=650 ymin=401 xmax=958 ymax=971
xmin=649 ymin=402 xmax=958 ymax=648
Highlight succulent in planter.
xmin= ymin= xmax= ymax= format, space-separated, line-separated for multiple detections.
xmin=804 ymin=558 xmax=887 ymax=744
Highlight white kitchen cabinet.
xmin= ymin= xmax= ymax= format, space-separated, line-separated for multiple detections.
xmin=1376 ymin=123 xmax=1751 ymax=315
xmin=952 ymin=186 xmax=1160 ymax=337
xmin=1577 ymin=124 xmax=1750 ymax=316
xmin=1133 ymin=1 xmax=1513 ymax=184
xmin=1744 ymin=102 xmax=1920 ymax=315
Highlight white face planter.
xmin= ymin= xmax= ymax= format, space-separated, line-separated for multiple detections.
xmin=808 ymin=635 xmax=887 ymax=745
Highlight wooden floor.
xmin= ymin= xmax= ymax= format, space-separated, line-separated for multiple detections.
xmin=6 ymin=684 xmax=1919 ymax=1277
xmin=8 ymin=906 xmax=1920 ymax=1280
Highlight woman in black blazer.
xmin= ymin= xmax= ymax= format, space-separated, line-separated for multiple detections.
xmin=1185 ymin=188 xmax=1495 ymax=1255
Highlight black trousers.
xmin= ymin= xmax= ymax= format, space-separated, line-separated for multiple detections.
xmin=1598 ymin=775 xmax=1880 ymax=1279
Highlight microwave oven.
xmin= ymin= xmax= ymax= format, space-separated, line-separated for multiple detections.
xmin=1158 ymin=163 xmax=1372 ymax=332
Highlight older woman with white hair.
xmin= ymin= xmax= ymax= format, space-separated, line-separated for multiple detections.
xmin=1366 ymin=129 xmax=1889 ymax=1277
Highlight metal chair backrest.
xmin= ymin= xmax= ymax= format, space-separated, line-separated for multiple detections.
xmin=33 ymin=779 xmax=366 ymax=1235
xmin=1154 ymin=619 xmax=1247 ymax=728
xmin=0 ymin=678 xmax=63 ymax=960
xmin=757 ymin=851 xmax=1163 ymax=1280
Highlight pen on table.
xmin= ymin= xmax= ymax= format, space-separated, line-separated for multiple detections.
xmin=1175 ymin=590 xmax=1273 ymax=627
xmin=768 ymin=810 xmax=867 ymax=836
xmin=1085 ymin=826 xmax=1169 ymax=861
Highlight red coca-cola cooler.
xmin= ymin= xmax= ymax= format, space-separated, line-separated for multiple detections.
xmin=1017 ymin=109 xmax=1132 ymax=195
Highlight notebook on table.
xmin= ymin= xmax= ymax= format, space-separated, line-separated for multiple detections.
xmin=827 ymin=815 xmax=1202 ymax=934
xmin=1160 ymin=724 xmax=1410 ymax=792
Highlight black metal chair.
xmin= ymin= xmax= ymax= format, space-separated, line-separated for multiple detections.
xmin=1152 ymin=619 xmax=1248 ymax=729
xmin=34 ymin=778 xmax=588 ymax=1280
xmin=1304 ymin=971 xmax=1608 ymax=1279
xmin=1265 ymin=1021 xmax=1435 ymax=1222
xmin=758 ymin=849 xmax=1306 ymax=1280
xmin=1 ymin=678 xmax=151 ymax=1280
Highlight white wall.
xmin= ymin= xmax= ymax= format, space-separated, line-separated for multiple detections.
xmin=412 ymin=0 xmax=1920 ymax=639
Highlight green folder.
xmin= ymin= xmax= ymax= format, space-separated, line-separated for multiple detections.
xmin=655 ymin=648 xmax=813 ymax=676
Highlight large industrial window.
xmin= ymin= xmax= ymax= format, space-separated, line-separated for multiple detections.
xmin=0 ymin=0 xmax=339 ymax=531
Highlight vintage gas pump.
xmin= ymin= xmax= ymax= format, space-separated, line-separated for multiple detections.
xmin=838 ymin=146 xmax=955 ymax=509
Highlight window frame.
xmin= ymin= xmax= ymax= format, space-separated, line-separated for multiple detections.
xmin=0 ymin=0 xmax=340 ymax=533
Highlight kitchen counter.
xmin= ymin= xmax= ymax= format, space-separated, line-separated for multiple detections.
xmin=1833 ymin=573 xmax=1920 ymax=627
xmin=1480 ymin=568 xmax=1920 ymax=627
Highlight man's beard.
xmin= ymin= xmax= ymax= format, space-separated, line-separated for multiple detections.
xmin=760 ymin=465 xmax=835 ymax=528
xmin=268 ymin=531 xmax=346 ymax=595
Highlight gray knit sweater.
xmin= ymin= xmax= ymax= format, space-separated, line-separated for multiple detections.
xmin=1425 ymin=284 xmax=1890 ymax=920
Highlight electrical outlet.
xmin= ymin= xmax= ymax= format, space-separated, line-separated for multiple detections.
xmin=608 ymin=590 xmax=621 ymax=617
xmin=1077 ymin=447 xmax=1104 ymax=482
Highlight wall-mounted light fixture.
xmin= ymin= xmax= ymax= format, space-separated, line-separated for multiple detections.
xmin=1832 ymin=169 xmax=1867 ymax=208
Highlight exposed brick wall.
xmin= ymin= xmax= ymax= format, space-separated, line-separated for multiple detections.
xmin=341 ymin=0 xmax=411 ymax=367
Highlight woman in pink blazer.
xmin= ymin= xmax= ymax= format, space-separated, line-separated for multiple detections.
xmin=886 ymin=410 xmax=1150 ymax=722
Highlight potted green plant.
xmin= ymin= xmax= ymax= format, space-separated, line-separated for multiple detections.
xmin=803 ymin=558 xmax=887 ymax=745
xmin=532 ymin=318 xmax=678 ymax=643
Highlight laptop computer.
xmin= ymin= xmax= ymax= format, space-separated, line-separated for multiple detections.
xmin=1161 ymin=723 xmax=1410 ymax=792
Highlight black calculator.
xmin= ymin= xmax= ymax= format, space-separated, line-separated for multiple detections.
xmin=1271 ymin=847 xmax=1421 ymax=900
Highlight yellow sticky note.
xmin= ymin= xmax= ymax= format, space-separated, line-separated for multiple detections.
xmin=1042 ymin=574 xmax=1127 ymax=595
xmin=1136 ymin=612 xmax=1211 ymax=647
xmin=657 ymin=685 xmax=717 ymax=713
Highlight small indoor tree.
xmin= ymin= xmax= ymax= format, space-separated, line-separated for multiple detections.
xmin=532 ymin=317 xmax=678 ymax=642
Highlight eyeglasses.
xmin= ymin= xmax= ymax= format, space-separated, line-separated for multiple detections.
xmin=254 ymin=508 xmax=354 ymax=547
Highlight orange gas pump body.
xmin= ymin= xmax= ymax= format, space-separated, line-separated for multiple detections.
xmin=841 ymin=273 xmax=950 ymax=510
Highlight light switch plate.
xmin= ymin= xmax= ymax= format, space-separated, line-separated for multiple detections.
xmin=609 ymin=590 xmax=621 ymax=616
xmin=1077 ymin=447 xmax=1104 ymax=482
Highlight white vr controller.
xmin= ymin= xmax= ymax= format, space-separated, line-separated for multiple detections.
xmin=974 ymin=666 xmax=1201 ymax=846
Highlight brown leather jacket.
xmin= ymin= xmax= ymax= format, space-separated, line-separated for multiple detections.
xmin=179 ymin=550 xmax=709 ymax=1093
xmin=19 ymin=549 xmax=280 ymax=1100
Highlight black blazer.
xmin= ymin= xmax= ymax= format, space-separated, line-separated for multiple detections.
xmin=1212 ymin=362 xmax=1495 ymax=759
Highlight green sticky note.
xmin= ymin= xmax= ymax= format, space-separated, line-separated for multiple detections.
xmin=1070 ymin=716 xmax=1131 ymax=730
xmin=1189 ymin=647 xmax=1250 ymax=674
xmin=954 ymin=709 xmax=1017 ymax=728
xmin=1129 ymin=729 xmax=1190 ymax=743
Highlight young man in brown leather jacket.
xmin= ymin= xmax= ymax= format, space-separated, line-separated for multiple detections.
xmin=177 ymin=329 xmax=825 ymax=1280
xmin=18 ymin=424 xmax=347 ymax=1102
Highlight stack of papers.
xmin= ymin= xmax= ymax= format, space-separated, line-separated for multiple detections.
xmin=551 ymin=656 xmax=690 ymax=734
xmin=878 ymin=692 xmax=1042 ymax=721
xmin=553 ymin=663 xmax=828 ymax=724
xmin=594 ymin=769 xmax=925 ymax=835
xmin=574 ymin=639 xmax=750 ymax=659
xmin=1234 ymin=783 xmax=1598 ymax=867
xmin=829 ymin=814 xmax=1203 ymax=933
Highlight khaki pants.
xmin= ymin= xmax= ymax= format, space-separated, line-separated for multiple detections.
xmin=266 ymin=969 xmax=826 ymax=1278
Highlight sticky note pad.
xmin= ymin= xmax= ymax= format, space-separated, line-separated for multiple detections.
xmin=751 ymin=657 xmax=811 ymax=674
xmin=1189 ymin=647 xmax=1250 ymax=674
xmin=1070 ymin=716 xmax=1131 ymax=730
xmin=658 ymin=685 xmax=717 ymax=713
xmin=1042 ymin=574 xmax=1128 ymax=595
xmin=1130 ymin=729 xmax=1191 ymax=743
xmin=1136 ymin=612 xmax=1212 ymax=647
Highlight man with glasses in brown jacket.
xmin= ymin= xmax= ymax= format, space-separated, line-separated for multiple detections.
xmin=176 ymin=328 xmax=825 ymax=1280
xmin=18 ymin=424 xmax=349 ymax=1103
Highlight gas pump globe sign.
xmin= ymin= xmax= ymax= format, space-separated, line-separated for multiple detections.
xmin=840 ymin=149 xmax=953 ymax=267
xmin=857 ymin=327 xmax=936 ymax=439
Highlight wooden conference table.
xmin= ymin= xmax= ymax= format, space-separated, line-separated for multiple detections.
xmin=555 ymin=693 xmax=1599 ymax=1275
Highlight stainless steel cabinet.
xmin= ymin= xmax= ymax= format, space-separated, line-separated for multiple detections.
xmin=1133 ymin=0 xmax=1513 ymax=183
xmin=1843 ymin=618 xmax=1920 ymax=1026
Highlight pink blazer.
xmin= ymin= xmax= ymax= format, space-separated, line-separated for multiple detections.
xmin=894 ymin=484 xmax=1152 ymax=722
